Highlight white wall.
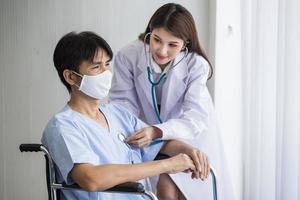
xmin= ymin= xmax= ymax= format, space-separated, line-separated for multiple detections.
xmin=214 ymin=0 xmax=243 ymax=199
xmin=0 ymin=0 xmax=211 ymax=199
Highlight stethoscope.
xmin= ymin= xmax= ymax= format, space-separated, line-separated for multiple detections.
xmin=118 ymin=132 xmax=140 ymax=164
xmin=143 ymin=32 xmax=189 ymax=124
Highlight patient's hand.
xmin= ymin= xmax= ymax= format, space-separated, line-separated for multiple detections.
xmin=184 ymin=147 xmax=210 ymax=180
xmin=126 ymin=126 xmax=162 ymax=147
xmin=164 ymin=153 xmax=196 ymax=174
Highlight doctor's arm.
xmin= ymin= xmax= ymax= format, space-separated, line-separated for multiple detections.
xmin=70 ymin=152 xmax=195 ymax=192
xmin=152 ymin=56 xmax=212 ymax=140
xmin=127 ymin=56 xmax=211 ymax=145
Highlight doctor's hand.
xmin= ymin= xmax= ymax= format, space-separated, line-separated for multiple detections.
xmin=184 ymin=147 xmax=210 ymax=180
xmin=126 ymin=126 xmax=162 ymax=148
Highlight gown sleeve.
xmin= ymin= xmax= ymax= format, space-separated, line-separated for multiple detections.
xmin=42 ymin=122 xmax=99 ymax=185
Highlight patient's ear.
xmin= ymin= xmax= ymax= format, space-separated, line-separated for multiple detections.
xmin=63 ymin=69 xmax=78 ymax=86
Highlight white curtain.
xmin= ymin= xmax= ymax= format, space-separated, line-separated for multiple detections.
xmin=241 ymin=0 xmax=300 ymax=199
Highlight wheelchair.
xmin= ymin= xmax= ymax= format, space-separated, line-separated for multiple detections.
xmin=19 ymin=143 xmax=218 ymax=200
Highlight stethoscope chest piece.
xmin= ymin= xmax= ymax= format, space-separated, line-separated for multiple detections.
xmin=117 ymin=132 xmax=126 ymax=142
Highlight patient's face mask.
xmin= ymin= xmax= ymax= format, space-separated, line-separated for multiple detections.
xmin=72 ymin=70 xmax=112 ymax=100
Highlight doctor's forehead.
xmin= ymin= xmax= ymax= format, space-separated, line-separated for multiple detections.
xmin=152 ymin=27 xmax=183 ymax=43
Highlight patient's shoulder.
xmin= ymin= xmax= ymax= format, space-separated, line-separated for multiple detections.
xmin=43 ymin=105 xmax=78 ymax=136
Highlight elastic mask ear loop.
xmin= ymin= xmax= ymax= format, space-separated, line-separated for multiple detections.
xmin=71 ymin=71 xmax=83 ymax=88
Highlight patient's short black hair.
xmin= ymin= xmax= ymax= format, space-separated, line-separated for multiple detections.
xmin=53 ymin=31 xmax=113 ymax=92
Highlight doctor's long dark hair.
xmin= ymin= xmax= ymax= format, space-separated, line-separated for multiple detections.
xmin=139 ymin=3 xmax=213 ymax=79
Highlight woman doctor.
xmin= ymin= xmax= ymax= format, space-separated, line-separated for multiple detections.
xmin=109 ymin=3 xmax=235 ymax=200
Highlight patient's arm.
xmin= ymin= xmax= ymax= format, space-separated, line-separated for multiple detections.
xmin=70 ymin=153 xmax=195 ymax=192
xmin=160 ymin=140 xmax=210 ymax=180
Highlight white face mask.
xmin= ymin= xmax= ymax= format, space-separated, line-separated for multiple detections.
xmin=72 ymin=70 xmax=112 ymax=100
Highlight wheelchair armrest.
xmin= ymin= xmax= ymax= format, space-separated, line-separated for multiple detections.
xmin=62 ymin=182 xmax=145 ymax=193
xmin=105 ymin=182 xmax=145 ymax=193
xmin=19 ymin=143 xmax=42 ymax=152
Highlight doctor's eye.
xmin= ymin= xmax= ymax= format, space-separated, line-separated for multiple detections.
xmin=152 ymin=37 xmax=161 ymax=43
xmin=169 ymin=43 xmax=179 ymax=48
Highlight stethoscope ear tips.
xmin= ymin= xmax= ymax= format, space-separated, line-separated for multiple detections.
xmin=181 ymin=47 xmax=189 ymax=57
xmin=144 ymin=32 xmax=152 ymax=42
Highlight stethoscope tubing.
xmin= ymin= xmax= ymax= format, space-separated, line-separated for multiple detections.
xmin=144 ymin=33 xmax=188 ymax=146
xmin=147 ymin=67 xmax=166 ymax=124
xmin=144 ymin=36 xmax=188 ymax=123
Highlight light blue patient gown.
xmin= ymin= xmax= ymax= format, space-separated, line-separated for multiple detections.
xmin=42 ymin=103 xmax=163 ymax=200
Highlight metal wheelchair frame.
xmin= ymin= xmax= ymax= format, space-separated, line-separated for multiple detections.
xmin=19 ymin=144 xmax=158 ymax=200
xmin=19 ymin=143 xmax=218 ymax=200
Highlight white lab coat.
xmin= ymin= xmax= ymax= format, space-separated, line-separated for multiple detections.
xmin=109 ymin=40 xmax=236 ymax=200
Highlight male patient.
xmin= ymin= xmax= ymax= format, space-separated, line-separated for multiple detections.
xmin=42 ymin=31 xmax=210 ymax=200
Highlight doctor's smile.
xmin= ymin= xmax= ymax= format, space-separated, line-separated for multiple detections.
xmin=154 ymin=53 xmax=168 ymax=61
